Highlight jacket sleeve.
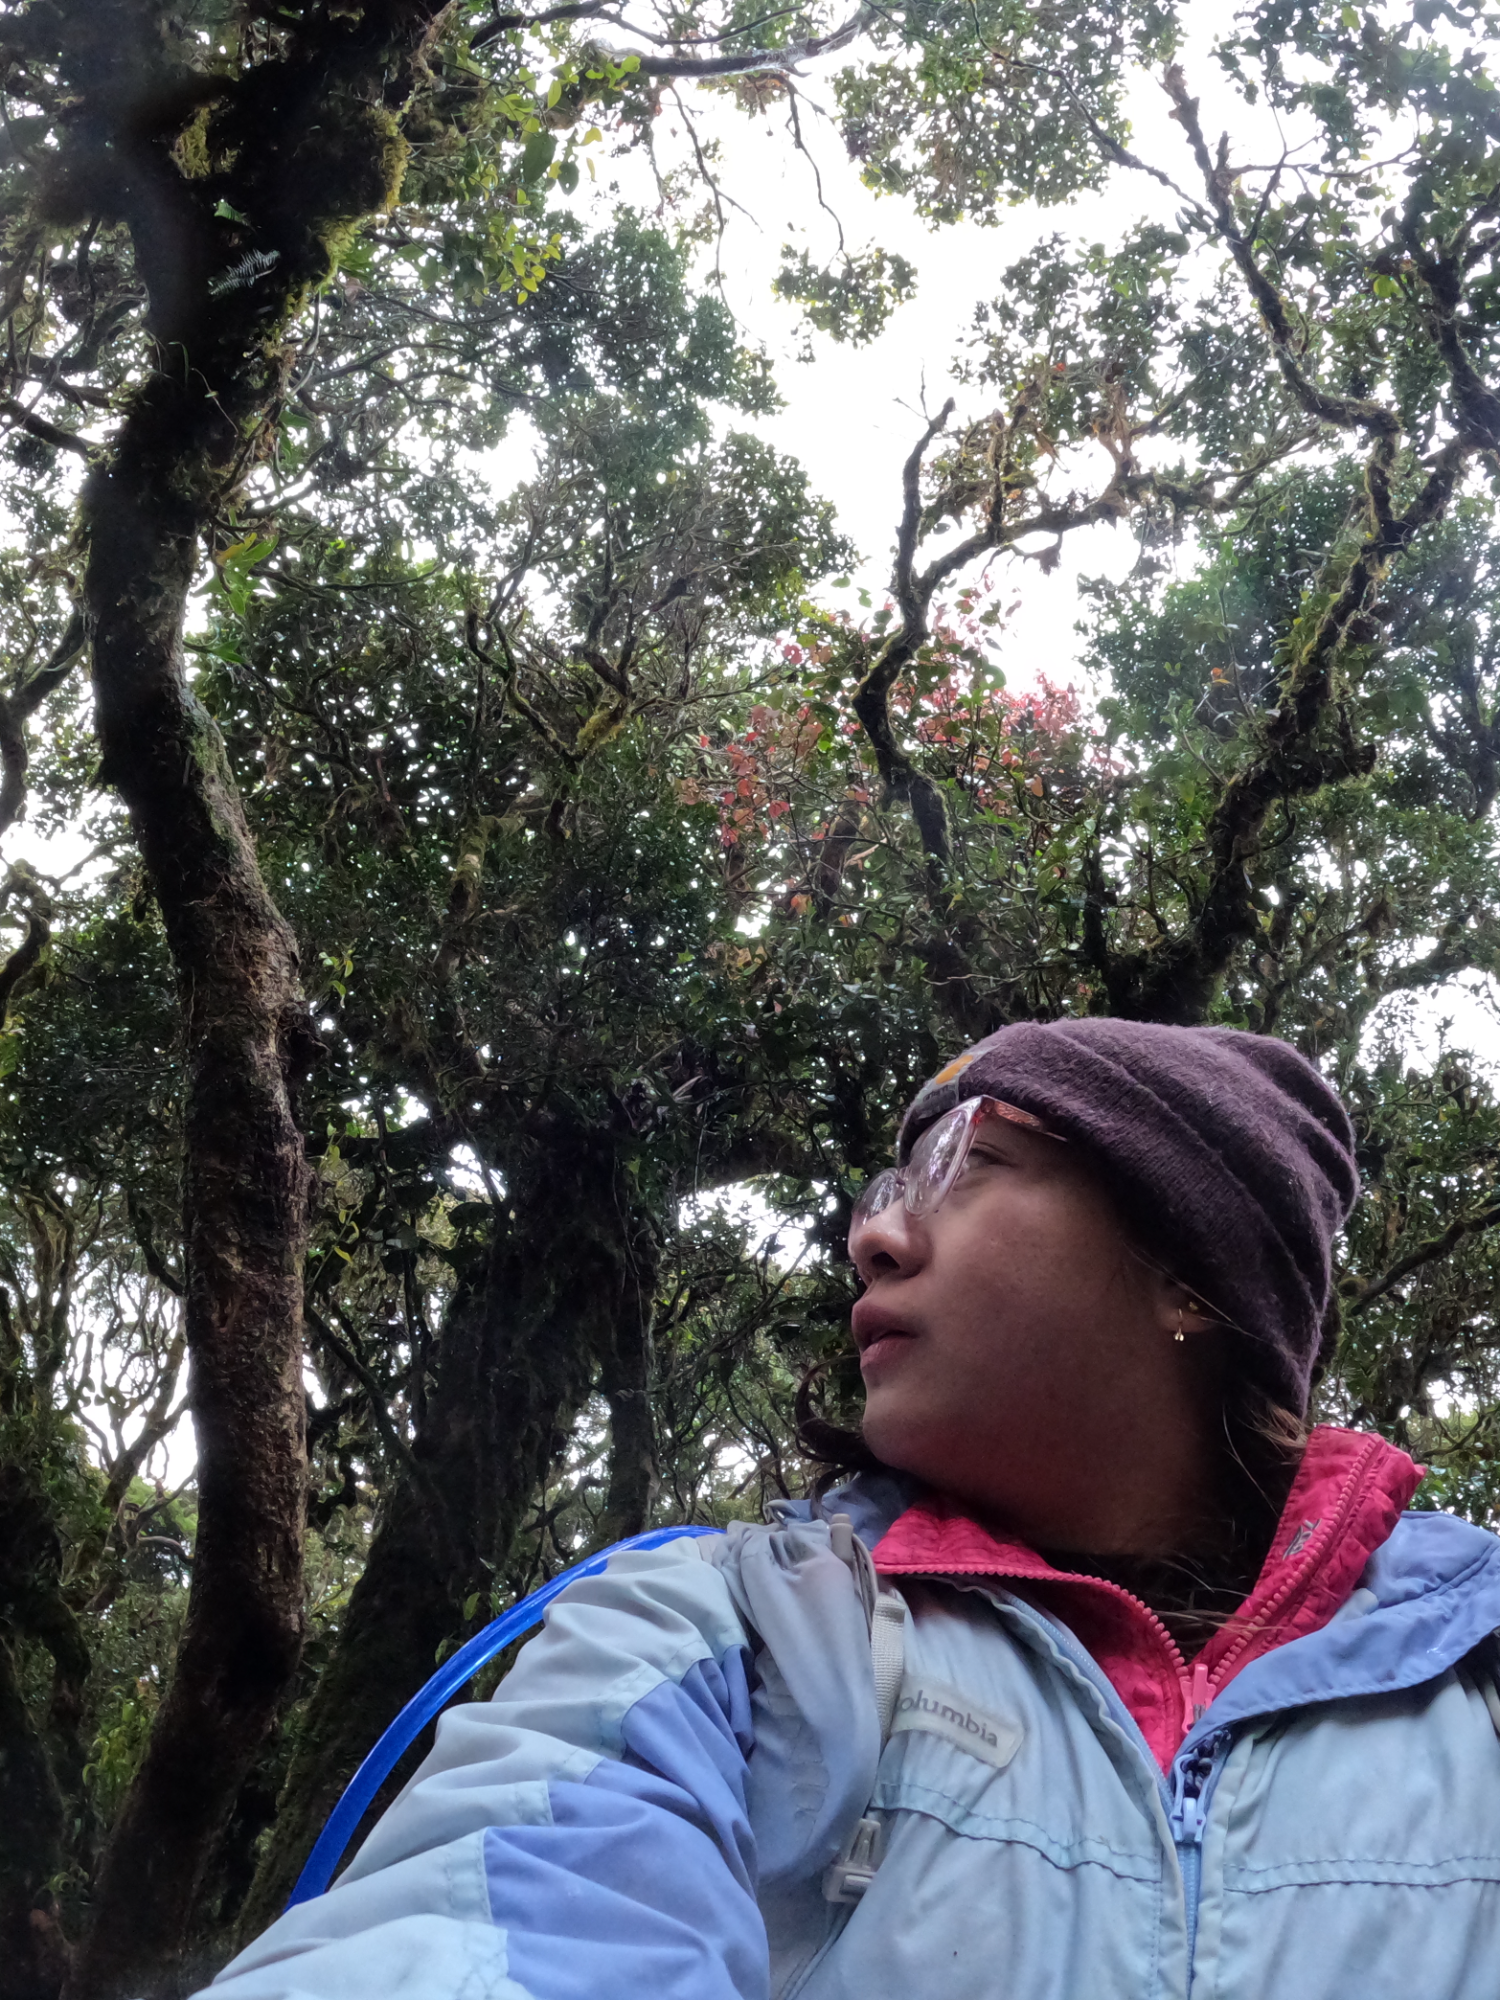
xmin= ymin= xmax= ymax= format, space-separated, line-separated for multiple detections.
xmin=204 ymin=1539 xmax=769 ymax=2000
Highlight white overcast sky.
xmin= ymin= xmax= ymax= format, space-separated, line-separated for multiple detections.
xmin=576 ymin=1 xmax=1261 ymax=632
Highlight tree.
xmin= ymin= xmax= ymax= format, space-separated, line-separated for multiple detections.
xmin=1 ymin=1 xmax=1500 ymax=1995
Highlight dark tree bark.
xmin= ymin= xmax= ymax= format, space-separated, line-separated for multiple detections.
xmin=41 ymin=4 xmax=453 ymax=1994
xmin=0 ymin=1454 xmax=88 ymax=2000
xmin=0 ymin=1638 xmax=70 ymax=2000
xmin=237 ymin=1126 xmax=657 ymax=1935
xmin=68 ymin=422 xmax=315 ymax=2000
xmin=595 ymin=1275 xmax=661 ymax=1548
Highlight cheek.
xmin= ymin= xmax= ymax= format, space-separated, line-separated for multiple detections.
xmin=943 ymin=1198 xmax=1097 ymax=1317
xmin=933 ymin=1197 xmax=1133 ymax=1374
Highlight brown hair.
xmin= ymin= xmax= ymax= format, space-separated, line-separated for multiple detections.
xmin=794 ymin=1359 xmax=886 ymax=1488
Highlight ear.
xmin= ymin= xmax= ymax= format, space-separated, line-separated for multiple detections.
xmin=1151 ymin=1280 xmax=1218 ymax=1340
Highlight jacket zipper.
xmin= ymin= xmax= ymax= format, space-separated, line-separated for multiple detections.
xmin=934 ymin=1583 xmax=1236 ymax=1988
xmin=1202 ymin=1433 xmax=1383 ymax=1690
xmin=938 ymin=1569 xmax=1239 ymax=1980
xmin=1161 ymin=1437 xmax=1381 ymax=1971
xmin=917 ymin=1431 xmax=1386 ymax=1744
xmin=1169 ymin=1728 xmax=1230 ymax=1968
xmin=1017 ymin=1566 xmax=1207 ymax=1739
xmin=985 ymin=1586 xmax=1231 ymax=1978
xmin=889 ymin=1448 xmax=1383 ymax=1989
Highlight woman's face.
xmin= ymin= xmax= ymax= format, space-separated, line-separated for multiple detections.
xmin=849 ymin=1115 xmax=1222 ymax=1550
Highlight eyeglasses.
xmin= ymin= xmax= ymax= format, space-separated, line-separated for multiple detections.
xmin=848 ymin=1095 xmax=1062 ymax=1249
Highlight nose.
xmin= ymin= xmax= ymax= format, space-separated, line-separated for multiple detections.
xmin=848 ymin=1197 xmax=929 ymax=1284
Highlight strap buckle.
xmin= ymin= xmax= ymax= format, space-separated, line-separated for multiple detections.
xmin=822 ymin=1815 xmax=885 ymax=1904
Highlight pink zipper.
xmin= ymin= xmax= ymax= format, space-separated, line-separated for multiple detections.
xmin=932 ymin=1557 xmax=1200 ymax=1739
xmin=1198 ymin=1432 xmax=1383 ymax=1694
xmin=1188 ymin=1659 xmax=1211 ymax=1733
xmin=1055 ymin=1431 xmax=1384 ymax=1734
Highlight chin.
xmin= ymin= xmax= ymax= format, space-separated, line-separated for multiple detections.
xmin=859 ymin=1402 xmax=941 ymax=1482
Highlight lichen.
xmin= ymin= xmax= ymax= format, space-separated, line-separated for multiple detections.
xmin=174 ymin=104 xmax=214 ymax=180
xmin=574 ymin=694 xmax=629 ymax=757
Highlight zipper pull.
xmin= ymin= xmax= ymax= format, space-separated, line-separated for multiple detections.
xmin=1173 ymin=1772 xmax=1208 ymax=1845
xmin=1190 ymin=1659 xmax=1211 ymax=1725
xmin=1180 ymin=1658 xmax=1211 ymax=1736
xmin=1170 ymin=1733 xmax=1225 ymax=1847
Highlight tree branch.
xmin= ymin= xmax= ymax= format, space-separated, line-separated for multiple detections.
xmin=0 ymin=611 xmax=86 ymax=841
xmin=1163 ymin=67 xmax=1400 ymax=439
xmin=1120 ymin=436 xmax=1469 ymax=1021
xmin=304 ymin=1302 xmax=432 ymax=1491
xmin=625 ymin=5 xmax=872 ymax=77
xmin=0 ymin=862 xmax=50 ymax=1020
xmin=1348 ymin=1201 xmax=1500 ymax=1316
xmin=0 ymin=394 xmax=94 ymax=459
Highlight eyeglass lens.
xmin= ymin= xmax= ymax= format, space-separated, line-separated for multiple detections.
xmin=906 ymin=1099 xmax=977 ymax=1216
xmin=849 ymin=1098 xmax=979 ymax=1234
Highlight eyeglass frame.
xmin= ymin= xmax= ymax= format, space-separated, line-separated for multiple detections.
xmin=848 ymin=1094 xmax=1065 ymax=1252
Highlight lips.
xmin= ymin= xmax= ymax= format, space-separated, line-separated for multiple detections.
xmin=852 ymin=1299 xmax=918 ymax=1372
xmin=858 ymin=1332 xmax=916 ymax=1375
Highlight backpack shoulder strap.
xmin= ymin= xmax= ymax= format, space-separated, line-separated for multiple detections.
xmin=822 ymin=1517 xmax=908 ymax=1905
xmin=870 ymin=1585 xmax=909 ymax=1741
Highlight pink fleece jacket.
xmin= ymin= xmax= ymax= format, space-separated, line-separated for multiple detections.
xmin=870 ymin=1424 xmax=1423 ymax=1770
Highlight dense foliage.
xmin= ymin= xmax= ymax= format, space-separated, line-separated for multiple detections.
xmin=0 ymin=1 xmax=1498 ymax=1994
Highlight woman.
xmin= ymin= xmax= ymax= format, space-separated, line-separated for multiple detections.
xmin=208 ymin=1019 xmax=1500 ymax=2000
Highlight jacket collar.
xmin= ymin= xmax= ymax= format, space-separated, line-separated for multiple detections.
xmin=860 ymin=1427 xmax=1432 ymax=1769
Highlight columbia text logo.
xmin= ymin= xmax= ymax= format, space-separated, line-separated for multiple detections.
xmin=896 ymin=1689 xmax=1001 ymax=1748
xmin=889 ymin=1676 xmax=1023 ymax=1769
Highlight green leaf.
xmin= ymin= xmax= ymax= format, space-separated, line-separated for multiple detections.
xmin=215 ymin=532 xmax=278 ymax=617
xmin=520 ymin=131 xmax=556 ymax=182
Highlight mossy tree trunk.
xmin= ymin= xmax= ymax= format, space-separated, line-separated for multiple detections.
xmin=595 ymin=1288 xmax=661 ymax=1549
xmin=0 ymin=1448 xmax=87 ymax=2000
xmin=48 ymin=4 xmax=451 ymax=1995
xmin=71 ymin=448 xmax=315 ymax=2000
xmin=0 ymin=1638 xmax=70 ymax=2000
xmin=237 ymin=1126 xmax=659 ymax=1934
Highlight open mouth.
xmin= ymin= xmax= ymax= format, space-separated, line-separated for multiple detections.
xmin=852 ymin=1308 xmax=918 ymax=1371
xmin=858 ymin=1329 xmax=916 ymax=1371
xmin=852 ymin=1296 xmax=924 ymax=1376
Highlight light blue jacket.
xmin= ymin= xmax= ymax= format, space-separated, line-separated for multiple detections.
xmin=207 ymin=1471 xmax=1500 ymax=1999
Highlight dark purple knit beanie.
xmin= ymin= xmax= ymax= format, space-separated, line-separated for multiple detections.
xmin=897 ymin=1020 xmax=1359 ymax=1416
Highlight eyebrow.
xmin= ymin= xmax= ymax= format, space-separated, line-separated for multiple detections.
xmin=968 ymin=1127 xmax=1029 ymax=1159
xmin=969 ymin=1123 xmax=1059 ymax=1167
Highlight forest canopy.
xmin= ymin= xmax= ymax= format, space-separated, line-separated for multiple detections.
xmin=1 ymin=1 xmax=1499 ymax=1995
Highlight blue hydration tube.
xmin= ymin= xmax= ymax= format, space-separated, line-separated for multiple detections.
xmin=287 ymin=1522 xmax=726 ymax=1908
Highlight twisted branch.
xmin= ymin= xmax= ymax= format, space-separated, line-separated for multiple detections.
xmin=1349 ymin=1200 xmax=1500 ymax=1316
xmin=1162 ymin=69 xmax=1400 ymax=439
xmin=0 ymin=611 xmax=86 ymax=841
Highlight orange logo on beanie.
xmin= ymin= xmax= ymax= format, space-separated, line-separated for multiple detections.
xmin=931 ymin=1050 xmax=981 ymax=1087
